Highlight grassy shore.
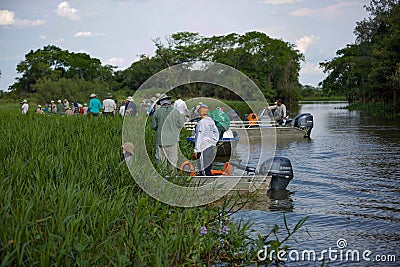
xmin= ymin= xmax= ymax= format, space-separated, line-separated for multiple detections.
xmin=0 ymin=110 xmax=308 ymax=266
xmin=347 ymin=102 xmax=399 ymax=118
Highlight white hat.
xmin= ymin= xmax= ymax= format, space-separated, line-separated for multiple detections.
xmin=22 ymin=99 xmax=27 ymax=103
xmin=37 ymin=104 xmax=41 ymax=107
xmin=51 ymin=100 xmax=54 ymax=103
xmin=58 ymin=100 xmax=62 ymax=103
xmin=90 ymin=93 xmax=97 ymax=98
xmin=126 ymin=96 xmax=134 ymax=101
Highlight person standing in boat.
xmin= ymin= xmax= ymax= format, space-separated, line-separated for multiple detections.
xmin=152 ymin=94 xmax=184 ymax=168
xmin=268 ymin=98 xmax=287 ymax=124
xmin=212 ymin=107 xmax=230 ymax=138
xmin=193 ymin=104 xmax=219 ymax=176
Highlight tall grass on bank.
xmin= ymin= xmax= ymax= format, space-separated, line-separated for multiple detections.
xmin=348 ymin=102 xmax=399 ymax=118
xmin=0 ymin=111 xmax=307 ymax=266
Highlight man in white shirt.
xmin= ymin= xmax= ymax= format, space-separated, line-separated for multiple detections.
xmin=173 ymin=94 xmax=188 ymax=117
xmin=21 ymin=100 xmax=29 ymax=114
xmin=103 ymin=93 xmax=117 ymax=117
xmin=193 ymin=104 xmax=219 ymax=176
xmin=268 ymin=98 xmax=287 ymax=123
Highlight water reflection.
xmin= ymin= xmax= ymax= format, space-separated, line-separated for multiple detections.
xmin=232 ymin=102 xmax=400 ymax=265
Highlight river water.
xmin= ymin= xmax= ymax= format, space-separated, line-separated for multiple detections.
xmin=233 ymin=102 xmax=400 ymax=266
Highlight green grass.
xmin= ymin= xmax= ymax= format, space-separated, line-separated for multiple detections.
xmin=348 ymin=102 xmax=399 ymax=118
xmin=0 ymin=110 xmax=308 ymax=266
xmin=299 ymin=96 xmax=346 ymax=101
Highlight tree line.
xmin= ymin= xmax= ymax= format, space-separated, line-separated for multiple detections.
xmin=8 ymin=31 xmax=303 ymax=103
xmin=320 ymin=0 xmax=400 ymax=113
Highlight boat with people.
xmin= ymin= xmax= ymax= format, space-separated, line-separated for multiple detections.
xmin=179 ymin=156 xmax=294 ymax=194
xmin=226 ymin=109 xmax=314 ymax=139
xmin=185 ymin=109 xmax=314 ymax=141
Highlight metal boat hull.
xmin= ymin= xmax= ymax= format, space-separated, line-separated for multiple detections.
xmin=188 ymin=175 xmax=272 ymax=194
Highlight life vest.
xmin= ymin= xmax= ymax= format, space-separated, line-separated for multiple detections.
xmin=179 ymin=161 xmax=196 ymax=176
xmin=247 ymin=113 xmax=258 ymax=125
xmin=179 ymin=161 xmax=233 ymax=176
xmin=210 ymin=162 xmax=233 ymax=176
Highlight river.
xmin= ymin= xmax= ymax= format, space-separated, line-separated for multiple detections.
xmin=233 ymin=102 xmax=400 ymax=266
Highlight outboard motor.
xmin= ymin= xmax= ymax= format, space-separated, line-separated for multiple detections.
xmin=259 ymin=157 xmax=294 ymax=190
xmin=294 ymin=113 xmax=314 ymax=137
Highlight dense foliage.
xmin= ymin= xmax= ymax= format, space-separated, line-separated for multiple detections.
xmin=320 ymin=0 xmax=400 ymax=113
xmin=8 ymin=31 xmax=303 ymax=102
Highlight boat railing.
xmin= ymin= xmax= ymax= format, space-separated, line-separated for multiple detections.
xmin=184 ymin=120 xmax=279 ymax=131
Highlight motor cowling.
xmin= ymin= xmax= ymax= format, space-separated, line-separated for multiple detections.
xmin=294 ymin=113 xmax=313 ymax=136
xmin=294 ymin=113 xmax=313 ymax=128
xmin=259 ymin=157 xmax=294 ymax=190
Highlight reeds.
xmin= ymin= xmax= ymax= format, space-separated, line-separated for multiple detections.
xmin=0 ymin=111 xmax=307 ymax=266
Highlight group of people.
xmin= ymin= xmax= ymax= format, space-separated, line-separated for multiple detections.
xmin=150 ymin=94 xmax=232 ymax=176
xmin=21 ymin=93 xmax=139 ymax=117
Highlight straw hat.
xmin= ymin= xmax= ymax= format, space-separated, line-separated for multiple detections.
xmin=122 ymin=142 xmax=134 ymax=154
xmin=156 ymin=94 xmax=171 ymax=104
xmin=126 ymin=96 xmax=134 ymax=102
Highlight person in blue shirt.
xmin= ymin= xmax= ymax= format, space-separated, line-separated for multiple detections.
xmin=89 ymin=93 xmax=102 ymax=116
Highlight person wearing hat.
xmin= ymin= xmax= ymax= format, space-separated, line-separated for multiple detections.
xmin=124 ymin=96 xmax=137 ymax=117
xmin=63 ymin=98 xmax=70 ymax=109
xmin=120 ymin=142 xmax=134 ymax=166
xmin=89 ymin=93 xmax=102 ymax=116
xmin=103 ymin=93 xmax=117 ymax=117
xmin=21 ymin=100 xmax=29 ymax=114
xmin=50 ymin=100 xmax=57 ymax=114
xmin=57 ymin=99 xmax=65 ymax=115
xmin=193 ymin=104 xmax=219 ymax=176
xmin=83 ymin=103 xmax=89 ymax=115
xmin=35 ymin=104 xmax=44 ymax=114
xmin=151 ymin=94 xmax=184 ymax=168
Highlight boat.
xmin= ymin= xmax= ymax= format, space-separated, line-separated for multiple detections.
xmin=228 ymin=110 xmax=314 ymax=139
xmin=184 ymin=111 xmax=314 ymax=141
xmin=179 ymin=156 xmax=294 ymax=194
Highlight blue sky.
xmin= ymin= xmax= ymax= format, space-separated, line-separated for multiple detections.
xmin=0 ymin=0 xmax=369 ymax=91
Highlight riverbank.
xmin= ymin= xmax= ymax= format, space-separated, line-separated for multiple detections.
xmin=348 ymin=102 xmax=399 ymax=119
xmin=0 ymin=110 xmax=307 ymax=266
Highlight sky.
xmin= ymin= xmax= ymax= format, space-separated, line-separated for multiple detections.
xmin=0 ymin=0 xmax=370 ymax=92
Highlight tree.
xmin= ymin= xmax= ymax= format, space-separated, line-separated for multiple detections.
xmin=10 ymin=45 xmax=115 ymax=97
xmin=320 ymin=0 xmax=400 ymax=110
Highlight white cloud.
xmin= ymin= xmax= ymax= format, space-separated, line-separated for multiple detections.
xmin=56 ymin=1 xmax=79 ymax=20
xmin=289 ymin=7 xmax=313 ymax=17
xmin=32 ymin=19 xmax=46 ymax=26
xmin=260 ymin=0 xmax=303 ymax=4
xmin=295 ymin=35 xmax=319 ymax=53
xmin=290 ymin=1 xmax=361 ymax=17
xmin=300 ymin=62 xmax=323 ymax=75
xmin=1 ymin=9 xmax=46 ymax=27
xmin=73 ymin=31 xmax=104 ymax=37
xmin=105 ymin=57 xmax=131 ymax=68
xmin=54 ymin=38 xmax=65 ymax=44
xmin=0 ymin=10 xmax=16 ymax=25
